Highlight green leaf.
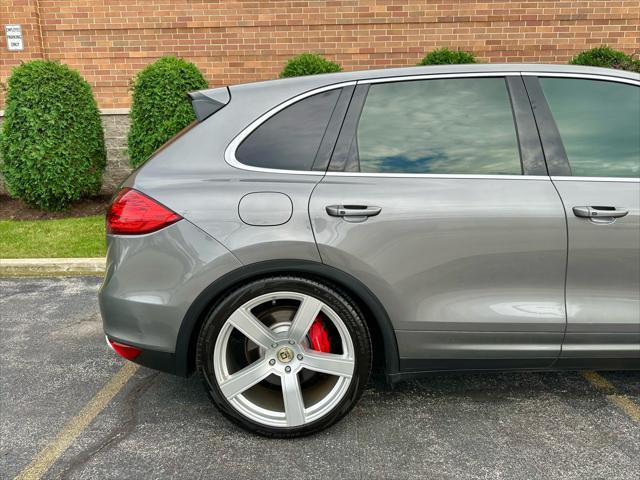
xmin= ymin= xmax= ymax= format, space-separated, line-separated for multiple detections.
xmin=0 ymin=60 xmax=106 ymax=211
xmin=418 ymin=48 xmax=477 ymax=66
xmin=127 ymin=56 xmax=208 ymax=168
xmin=569 ymin=46 xmax=640 ymax=73
xmin=280 ymin=53 xmax=342 ymax=78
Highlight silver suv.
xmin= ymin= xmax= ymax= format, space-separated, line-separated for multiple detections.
xmin=100 ymin=64 xmax=640 ymax=437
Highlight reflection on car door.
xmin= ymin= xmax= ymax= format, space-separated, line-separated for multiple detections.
xmin=309 ymin=75 xmax=568 ymax=371
xmin=526 ymin=75 xmax=640 ymax=368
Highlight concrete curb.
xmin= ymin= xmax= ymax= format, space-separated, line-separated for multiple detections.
xmin=0 ymin=258 xmax=106 ymax=277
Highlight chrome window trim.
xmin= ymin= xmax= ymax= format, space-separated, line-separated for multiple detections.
xmin=225 ymin=73 xmax=526 ymax=176
xmin=552 ymin=176 xmax=640 ymax=183
xmin=357 ymin=71 xmax=520 ymax=84
xmin=325 ymin=172 xmax=548 ymax=180
xmin=224 ymin=81 xmax=356 ymax=176
xmin=522 ymin=72 xmax=640 ymax=86
xmin=224 ymin=71 xmax=639 ymax=178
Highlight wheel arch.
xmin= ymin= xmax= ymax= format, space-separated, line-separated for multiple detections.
xmin=175 ymin=259 xmax=400 ymax=378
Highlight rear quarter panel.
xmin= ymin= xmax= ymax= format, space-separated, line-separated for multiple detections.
xmin=124 ymin=78 xmax=337 ymax=265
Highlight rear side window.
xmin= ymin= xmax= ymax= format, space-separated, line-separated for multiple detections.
xmin=236 ymin=89 xmax=340 ymax=171
xmin=540 ymin=78 xmax=640 ymax=178
xmin=354 ymin=78 xmax=522 ymax=175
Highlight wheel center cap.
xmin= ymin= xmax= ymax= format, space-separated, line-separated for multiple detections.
xmin=276 ymin=346 xmax=295 ymax=363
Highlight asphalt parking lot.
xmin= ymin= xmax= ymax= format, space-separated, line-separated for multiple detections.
xmin=1 ymin=277 xmax=639 ymax=480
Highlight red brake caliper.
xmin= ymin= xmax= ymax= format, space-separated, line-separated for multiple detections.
xmin=308 ymin=316 xmax=331 ymax=353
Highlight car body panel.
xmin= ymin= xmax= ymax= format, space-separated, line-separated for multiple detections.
xmin=521 ymin=74 xmax=640 ymax=364
xmin=554 ymin=180 xmax=640 ymax=327
xmin=309 ymin=175 xmax=568 ymax=367
xmin=123 ymin=99 xmax=325 ymax=266
xmin=99 ymin=219 xmax=241 ymax=352
xmin=553 ymin=179 xmax=640 ymax=363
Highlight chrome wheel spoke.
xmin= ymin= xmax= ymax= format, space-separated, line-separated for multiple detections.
xmin=227 ymin=307 xmax=277 ymax=349
xmin=281 ymin=372 xmax=306 ymax=427
xmin=219 ymin=358 xmax=273 ymax=399
xmin=302 ymin=350 xmax=354 ymax=378
xmin=288 ymin=295 xmax=323 ymax=343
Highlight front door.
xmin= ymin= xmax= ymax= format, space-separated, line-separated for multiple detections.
xmin=309 ymin=74 xmax=567 ymax=371
xmin=526 ymin=75 xmax=640 ymax=367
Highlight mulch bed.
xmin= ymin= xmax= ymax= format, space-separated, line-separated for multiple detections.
xmin=0 ymin=195 xmax=112 ymax=220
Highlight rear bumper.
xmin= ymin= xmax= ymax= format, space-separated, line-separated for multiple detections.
xmin=99 ymin=220 xmax=241 ymax=374
xmin=105 ymin=334 xmax=179 ymax=374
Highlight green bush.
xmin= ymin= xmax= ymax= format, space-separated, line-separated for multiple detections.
xmin=570 ymin=46 xmax=640 ymax=73
xmin=280 ymin=53 xmax=342 ymax=78
xmin=128 ymin=56 xmax=208 ymax=168
xmin=0 ymin=61 xmax=106 ymax=211
xmin=419 ymin=48 xmax=477 ymax=65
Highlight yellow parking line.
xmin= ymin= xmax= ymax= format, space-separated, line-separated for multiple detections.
xmin=581 ymin=370 xmax=640 ymax=423
xmin=580 ymin=370 xmax=615 ymax=393
xmin=608 ymin=395 xmax=640 ymax=423
xmin=14 ymin=362 xmax=139 ymax=480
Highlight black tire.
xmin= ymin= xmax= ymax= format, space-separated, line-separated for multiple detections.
xmin=197 ymin=275 xmax=372 ymax=437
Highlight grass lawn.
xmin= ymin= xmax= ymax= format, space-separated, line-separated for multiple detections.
xmin=0 ymin=215 xmax=106 ymax=258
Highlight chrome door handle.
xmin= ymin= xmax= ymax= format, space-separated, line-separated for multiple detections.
xmin=326 ymin=205 xmax=382 ymax=217
xmin=573 ymin=206 xmax=629 ymax=219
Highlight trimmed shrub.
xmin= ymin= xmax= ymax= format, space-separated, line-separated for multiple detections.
xmin=128 ymin=56 xmax=208 ymax=168
xmin=0 ymin=60 xmax=106 ymax=211
xmin=280 ymin=53 xmax=342 ymax=78
xmin=419 ymin=48 xmax=477 ymax=65
xmin=570 ymin=46 xmax=640 ymax=73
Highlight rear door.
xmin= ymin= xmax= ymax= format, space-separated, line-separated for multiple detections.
xmin=309 ymin=74 xmax=568 ymax=371
xmin=524 ymin=75 xmax=640 ymax=367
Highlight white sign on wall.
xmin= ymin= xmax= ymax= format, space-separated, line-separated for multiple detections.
xmin=5 ymin=24 xmax=24 ymax=51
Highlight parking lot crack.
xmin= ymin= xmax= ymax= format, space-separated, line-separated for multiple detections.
xmin=54 ymin=371 xmax=160 ymax=479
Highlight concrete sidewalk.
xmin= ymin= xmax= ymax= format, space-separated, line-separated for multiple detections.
xmin=0 ymin=258 xmax=106 ymax=277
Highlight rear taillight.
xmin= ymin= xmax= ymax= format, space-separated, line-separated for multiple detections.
xmin=107 ymin=188 xmax=181 ymax=235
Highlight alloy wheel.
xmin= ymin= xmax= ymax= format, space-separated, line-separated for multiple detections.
xmin=212 ymin=291 xmax=356 ymax=428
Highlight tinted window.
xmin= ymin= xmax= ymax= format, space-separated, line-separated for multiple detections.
xmin=354 ymin=78 xmax=522 ymax=174
xmin=236 ymin=89 xmax=340 ymax=170
xmin=540 ymin=78 xmax=640 ymax=178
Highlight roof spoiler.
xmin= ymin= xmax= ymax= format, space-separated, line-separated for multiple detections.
xmin=187 ymin=86 xmax=231 ymax=122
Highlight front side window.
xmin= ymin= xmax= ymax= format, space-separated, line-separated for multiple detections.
xmin=354 ymin=77 xmax=522 ymax=175
xmin=236 ymin=89 xmax=340 ymax=171
xmin=539 ymin=78 xmax=640 ymax=178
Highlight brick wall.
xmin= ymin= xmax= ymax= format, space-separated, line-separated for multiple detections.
xmin=1 ymin=0 xmax=44 ymax=69
xmin=1 ymin=1 xmax=639 ymax=109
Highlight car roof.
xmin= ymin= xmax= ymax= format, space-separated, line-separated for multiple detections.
xmin=288 ymin=62 xmax=639 ymax=82
xmin=207 ymin=62 xmax=638 ymax=105
xmin=238 ymin=62 xmax=638 ymax=89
